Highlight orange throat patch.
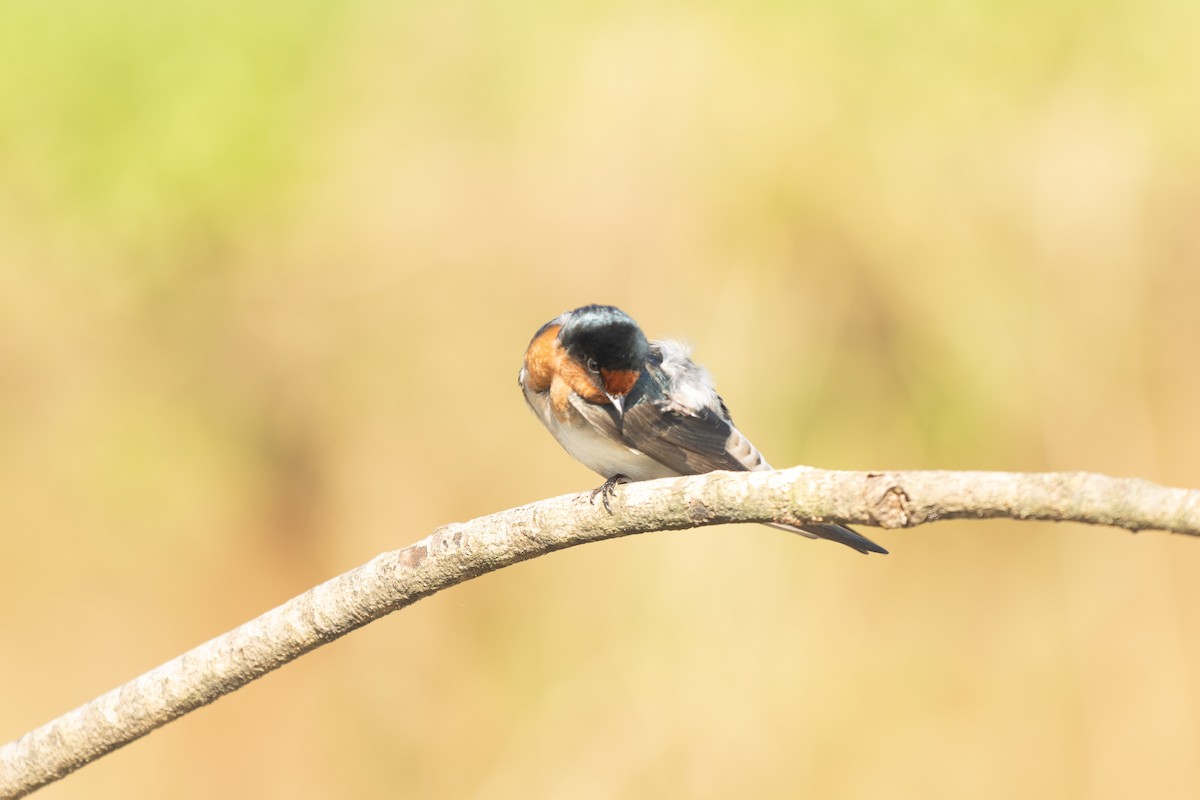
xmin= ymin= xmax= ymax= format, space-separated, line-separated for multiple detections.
xmin=600 ymin=368 xmax=639 ymax=398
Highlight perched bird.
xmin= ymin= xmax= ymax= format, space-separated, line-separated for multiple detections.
xmin=518 ymin=304 xmax=887 ymax=554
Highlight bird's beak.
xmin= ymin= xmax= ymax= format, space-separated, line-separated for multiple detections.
xmin=607 ymin=393 xmax=625 ymax=417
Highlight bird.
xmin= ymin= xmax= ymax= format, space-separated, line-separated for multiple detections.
xmin=518 ymin=304 xmax=887 ymax=554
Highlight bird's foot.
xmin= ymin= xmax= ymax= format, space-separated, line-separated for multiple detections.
xmin=590 ymin=474 xmax=631 ymax=514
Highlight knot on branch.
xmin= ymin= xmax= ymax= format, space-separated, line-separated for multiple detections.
xmin=865 ymin=473 xmax=912 ymax=528
xmin=400 ymin=542 xmax=429 ymax=568
xmin=686 ymin=498 xmax=713 ymax=523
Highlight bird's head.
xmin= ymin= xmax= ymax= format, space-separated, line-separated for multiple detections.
xmin=558 ymin=304 xmax=649 ymax=415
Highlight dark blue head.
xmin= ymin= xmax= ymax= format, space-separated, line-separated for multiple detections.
xmin=558 ymin=304 xmax=649 ymax=375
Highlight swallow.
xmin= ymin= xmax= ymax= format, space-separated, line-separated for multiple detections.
xmin=518 ymin=304 xmax=887 ymax=554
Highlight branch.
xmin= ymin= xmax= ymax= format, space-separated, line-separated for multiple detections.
xmin=2 ymin=468 xmax=1197 ymax=797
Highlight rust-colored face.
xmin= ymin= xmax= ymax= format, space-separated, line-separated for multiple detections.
xmin=524 ymin=305 xmax=651 ymax=420
xmin=521 ymin=324 xmax=561 ymax=393
xmin=524 ymin=324 xmax=605 ymax=418
xmin=600 ymin=367 xmax=639 ymax=397
xmin=553 ymin=345 xmax=607 ymax=405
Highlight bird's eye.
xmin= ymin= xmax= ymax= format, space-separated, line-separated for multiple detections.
xmin=586 ymin=357 xmax=600 ymax=374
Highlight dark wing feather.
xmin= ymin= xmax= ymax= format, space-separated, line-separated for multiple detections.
xmin=768 ymin=522 xmax=889 ymax=555
xmin=619 ymin=377 xmax=747 ymax=475
xmin=618 ymin=347 xmax=888 ymax=555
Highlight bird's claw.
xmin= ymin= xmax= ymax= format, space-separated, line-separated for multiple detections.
xmin=590 ymin=474 xmax=631 ymax=514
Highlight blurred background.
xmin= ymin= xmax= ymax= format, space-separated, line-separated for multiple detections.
xmin=1 ymin=0 xmax=1198 ymax=797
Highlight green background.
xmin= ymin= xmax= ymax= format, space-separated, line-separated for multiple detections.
xmin=2 ymin=1 xmax=1198 ymax=797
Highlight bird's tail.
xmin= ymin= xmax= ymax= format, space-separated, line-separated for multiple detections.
xmin=766 ymin=522 xmax=888 ymax=555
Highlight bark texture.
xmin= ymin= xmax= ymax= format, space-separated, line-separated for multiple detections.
xmin=2 ymin=468 xmax=1197 ymax=798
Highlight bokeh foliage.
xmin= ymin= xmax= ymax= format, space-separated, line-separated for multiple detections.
xmin=2 ymin=1 xmax=1198 ymax=798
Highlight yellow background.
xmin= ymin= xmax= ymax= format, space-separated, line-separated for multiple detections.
xmin=2 ymin=1 xmax=1198 ymax=797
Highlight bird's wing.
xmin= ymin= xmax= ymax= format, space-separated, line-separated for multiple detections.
xmin=618 ymin=344 xmax=757 ymax=475
xmin=620 ymin=396 xmax=748 ymax=475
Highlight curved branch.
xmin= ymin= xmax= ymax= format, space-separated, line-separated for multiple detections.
xmin=2 ymin=468 xmax=1197 ymax=797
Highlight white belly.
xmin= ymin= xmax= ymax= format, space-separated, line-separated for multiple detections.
xmin=546 ymin=414 xmax=679 ymax=480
